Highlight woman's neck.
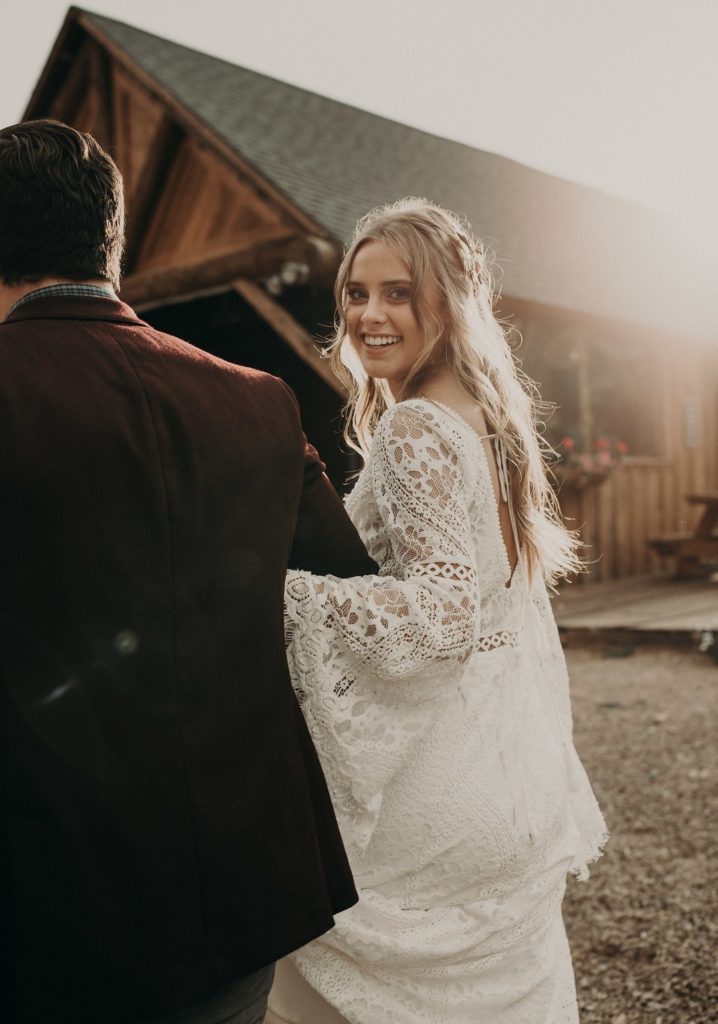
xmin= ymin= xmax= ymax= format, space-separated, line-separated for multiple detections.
xmin=411 ymin=370 xmax=470 ymax=407
xmin=411 ymin=373 xmax=494 ymax=436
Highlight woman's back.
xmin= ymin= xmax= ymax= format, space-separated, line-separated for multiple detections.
xmin=348 ymin=399 xmax=524 ymax=634
xmin=412 ymin=392 xmax=520 ymax=577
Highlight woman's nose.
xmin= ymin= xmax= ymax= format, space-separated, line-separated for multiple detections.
xmin=362 ymin=295 xmax=386 ymax=325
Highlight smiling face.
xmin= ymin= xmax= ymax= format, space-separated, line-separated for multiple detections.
xmin=344 ymin=239 xmax=442 ymax=397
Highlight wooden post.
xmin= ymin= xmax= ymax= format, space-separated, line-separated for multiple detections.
xmin=576 ymin=336 xmax=593 ymax=453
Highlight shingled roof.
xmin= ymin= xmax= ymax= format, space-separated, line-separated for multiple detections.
xmin=34 ymin=10 xmax=716 ymax=338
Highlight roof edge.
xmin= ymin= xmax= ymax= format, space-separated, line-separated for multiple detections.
xmin=23 ymin=6 xmax=86 ymax=119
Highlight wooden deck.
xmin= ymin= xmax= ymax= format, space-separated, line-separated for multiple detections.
xmin=553 ymin=573 xmax=718 ymax=635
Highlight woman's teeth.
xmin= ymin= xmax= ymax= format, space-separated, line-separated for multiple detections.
xmin=363 ymin=335 xmax=401 ymax=347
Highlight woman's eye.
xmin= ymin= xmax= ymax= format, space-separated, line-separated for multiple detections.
xmin=346 ymin=288 xmax=367 ymax=303
xmin=388 ymin=288 xmax=410 ymax=301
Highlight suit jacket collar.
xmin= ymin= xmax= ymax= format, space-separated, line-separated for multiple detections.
xmin=2 ymin=293 xmax=146 ymax=328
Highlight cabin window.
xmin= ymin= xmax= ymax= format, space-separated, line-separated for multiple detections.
xmin=522 ymin=329 xmax=659 ymax=459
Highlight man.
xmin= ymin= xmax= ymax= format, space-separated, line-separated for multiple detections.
xmin=0 ymin=120 xmax=376 ymax=1023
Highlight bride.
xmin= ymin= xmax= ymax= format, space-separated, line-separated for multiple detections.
xmin=268 ymin=198 xmax=606 ymax=1024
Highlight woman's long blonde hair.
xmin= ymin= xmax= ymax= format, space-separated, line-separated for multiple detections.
xmin=327 ymin=197 xmax=580 ymax=585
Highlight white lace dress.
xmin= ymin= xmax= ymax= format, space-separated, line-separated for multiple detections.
xmin=269 ymin=399 xmax=606 ymax=1024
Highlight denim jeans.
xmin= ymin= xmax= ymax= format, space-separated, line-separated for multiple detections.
xmin=140 ymin=964 xmax=276 ymax=1024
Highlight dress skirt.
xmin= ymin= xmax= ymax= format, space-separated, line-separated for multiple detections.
xmin=267 ymin=867 xmax=579 ymax=1024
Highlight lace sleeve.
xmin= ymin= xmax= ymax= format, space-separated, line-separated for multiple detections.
xmin=284 ymin=403 xmax=477 ymax=680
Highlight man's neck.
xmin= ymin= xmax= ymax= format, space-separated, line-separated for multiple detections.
xmin=0 ymin=277 xmax=111 ymax=321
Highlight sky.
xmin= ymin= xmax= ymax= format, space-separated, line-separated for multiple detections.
xmin=2 ymin=0 xmax=718 ymax=265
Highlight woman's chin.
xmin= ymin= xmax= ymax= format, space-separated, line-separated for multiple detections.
xmin=358 ymin=351 xmax=403 ymax=379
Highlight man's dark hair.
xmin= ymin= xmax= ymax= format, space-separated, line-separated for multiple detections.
xmin=0 ymin=119 xmax=125 ymax=289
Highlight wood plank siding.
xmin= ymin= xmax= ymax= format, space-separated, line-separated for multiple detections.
xmin=551 ymin=343 xmax=716 ymax=581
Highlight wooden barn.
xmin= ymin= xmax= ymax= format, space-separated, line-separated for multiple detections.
xmin=23 ymin=6 xmax=718 ymax=581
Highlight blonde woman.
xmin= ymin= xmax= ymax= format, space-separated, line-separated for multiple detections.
xmin=269 ymin=199 xmax=606 ymax=1024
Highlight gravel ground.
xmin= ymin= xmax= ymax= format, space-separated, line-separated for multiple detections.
xmin=562 ymin=636 xmax=718 ymax=1024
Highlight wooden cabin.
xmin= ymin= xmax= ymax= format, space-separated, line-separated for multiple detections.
xmin=24 ymin=7 xmax=718 ymax=581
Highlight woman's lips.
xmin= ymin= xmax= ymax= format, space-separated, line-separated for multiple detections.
xmin=362 ymin=334 xmax=402 ymax=348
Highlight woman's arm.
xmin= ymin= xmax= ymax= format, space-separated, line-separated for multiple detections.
xmin=285 ymin=403 xmax=478 ymax=679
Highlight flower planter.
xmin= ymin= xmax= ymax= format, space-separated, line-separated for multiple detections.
xmin=552 ymin=464 xmax=613 ymax=492
xmin=551 ymin=435 xmax=628 ymax=493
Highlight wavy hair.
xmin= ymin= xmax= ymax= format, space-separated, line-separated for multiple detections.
xmin=327 ymin=197 xmax=580 ymax=584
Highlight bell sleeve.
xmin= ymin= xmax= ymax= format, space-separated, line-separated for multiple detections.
xmin=284 ymin=402 xmax=479 ymax=680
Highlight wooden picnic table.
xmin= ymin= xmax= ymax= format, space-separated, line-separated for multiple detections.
xmin=649 ymin=492 xmax=718 ymax=577
xmin=687 ymin=492 xmax=718 ymax=537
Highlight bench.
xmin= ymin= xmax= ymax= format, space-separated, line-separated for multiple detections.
xmin=649 ymin=493 xmax=718 ymax=577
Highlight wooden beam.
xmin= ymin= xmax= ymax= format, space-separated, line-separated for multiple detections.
xmin=46 ymin=33 xmax=90 ymax=123
xmin=233 ymin=278 xmax=344 ymax=396
xmin=86 ymin=39 xmax=113 ymax=148
xmin=119 ymin=232 xmax=338 ymax=308
xmin=122 ymin=116 xmax=184 ymax=273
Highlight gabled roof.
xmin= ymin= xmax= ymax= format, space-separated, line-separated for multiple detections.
xmin=28 ymin=8 xmax=715 ymax=338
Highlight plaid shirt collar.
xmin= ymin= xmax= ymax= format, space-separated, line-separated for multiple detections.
xmin=8 ymin=282 xmax=118 ymax=316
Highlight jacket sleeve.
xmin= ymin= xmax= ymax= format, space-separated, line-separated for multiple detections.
xmin=280 ymin=381 xmax=378 ymax=578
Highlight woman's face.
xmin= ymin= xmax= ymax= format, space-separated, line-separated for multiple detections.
xmin=344 ymin=240 xmax=442 ymax=396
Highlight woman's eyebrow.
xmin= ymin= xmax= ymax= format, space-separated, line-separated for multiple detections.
xmin=346 ymin=278 xmax=411 ymax=286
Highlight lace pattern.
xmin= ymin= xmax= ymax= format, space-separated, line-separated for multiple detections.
xmin=285 ymin=404 xmax=481 ymax=680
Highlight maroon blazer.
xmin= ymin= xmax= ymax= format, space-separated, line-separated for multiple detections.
xmin=0 ymin=294 xmax=377 ymax=1022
